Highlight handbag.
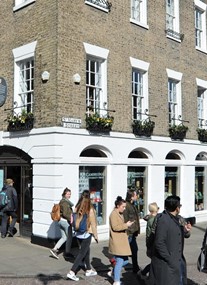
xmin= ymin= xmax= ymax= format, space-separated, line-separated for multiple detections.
xmin=197 ymin=228 xmax=207 ymax=273
xmin=197 ymin=247 xmax=206 ymax=272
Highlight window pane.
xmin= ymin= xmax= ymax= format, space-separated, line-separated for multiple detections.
xmin=79 ymin=166 xmax=106 ymax=225
xmin=127 ymin=166 xmax=147 ymax=218
xmin=195 ymin=167 xmax=204 ymax=211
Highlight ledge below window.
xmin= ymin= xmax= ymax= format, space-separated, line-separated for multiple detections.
xmin=13 ymin=0 xmax=36 ymax=12
xmin=130 ymin=19 xmax=149 ymax=30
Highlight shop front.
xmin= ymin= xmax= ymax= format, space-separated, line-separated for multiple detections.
xmin=0 ymin=146 xmax=33 ymax=237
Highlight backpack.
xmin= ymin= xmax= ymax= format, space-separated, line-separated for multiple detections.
xmin=0 ymin=190 xmax=9 ymax=210
xmin=72 ymin=213 xmax=88 ymax=234
xmin=50 ymin=203 xmax=61 ymax=221
xmin=146 ymin=213 xmax=162 ymax=249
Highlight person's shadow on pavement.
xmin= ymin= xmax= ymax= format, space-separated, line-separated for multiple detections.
xmin=36 ymin=273 xmax=63 ymax=285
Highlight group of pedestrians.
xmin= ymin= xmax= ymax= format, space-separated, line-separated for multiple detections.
xmin=0 ymin=179 xmax=193 ymax=285
xmin=108 ymin=193 xmax=192 ymax=285
xmin=48 ymin=187 xmax=193 ymax=285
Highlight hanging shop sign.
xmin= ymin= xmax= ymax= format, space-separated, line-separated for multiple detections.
xmin=0 ymin=77 xmax=7 ymax=107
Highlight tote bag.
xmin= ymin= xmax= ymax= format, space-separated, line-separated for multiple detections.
xmin=197 ymin=247 xmax=207 ymax=272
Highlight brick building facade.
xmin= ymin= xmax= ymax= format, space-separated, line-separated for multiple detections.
xmin=0 ymin=0 xmax=207 ymax=244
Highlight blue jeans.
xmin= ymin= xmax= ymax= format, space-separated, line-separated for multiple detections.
xmin=113 ymin=256 xmax=129 ymax=282
xmin=54 ymin=220 xmax=69 ymax=250
xmin=180 ymin=259 xmax=185 ymax=285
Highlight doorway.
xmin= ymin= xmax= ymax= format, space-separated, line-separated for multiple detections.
xmin=0 ymin=146 xmax=33 ymax=237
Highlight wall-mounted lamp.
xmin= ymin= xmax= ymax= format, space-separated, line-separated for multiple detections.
xmin=41 ymin=71 xmax=50 ymax=82
xmin=73 ymin=73 xmax=81 ymax=85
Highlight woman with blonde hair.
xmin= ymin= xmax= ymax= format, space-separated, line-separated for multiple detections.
xmin=66 ymin=190 xmax=98 ymax=281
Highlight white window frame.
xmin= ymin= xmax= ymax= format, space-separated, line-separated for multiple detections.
xmin=85 ymin=0 xmax=110 ymax=13
xmin=166 ymin=69 xmax=182 ymax=126
xmin=166 ymin=0 xmax=180 ymax=42
xmin=130 ymin=0 xmax=149 ymax=29
xmin=84 ymin=43 xmax=109 ymax=117
xmin=196 ymin=78 xmax=207 ymax=128
xmin=130 ymin=57 xmax=150 ymax=121
xmin=12 ymin=41 xmax=37 ymax=114
xmin=194 ymin=0 xmax=207 ymax=53
xmin=13 ymin=0 xmax=36 ymax=12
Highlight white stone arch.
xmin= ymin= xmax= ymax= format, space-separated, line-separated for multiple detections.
xmin=79 ymin=144 xmax=112 ymax=161
xmin=195 ymin=151 xmax=207 ymax=161
xmin=165 ymin=149 xmax=186 ymax=162
xmin=128 ymin=147 xmax=152 ymax=161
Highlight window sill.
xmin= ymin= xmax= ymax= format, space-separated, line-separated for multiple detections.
xmin=196 ymin=46 xmax=207 ymax=55
xmin=166 ymin=35 xmax=181 ymax=43
xmin=130 ymin=19 xmax=149 ymax=30
xmin=85 ymin=1 xmax=109 ymax=13
xmin=13 ymin=0 xmax=36 ymax=12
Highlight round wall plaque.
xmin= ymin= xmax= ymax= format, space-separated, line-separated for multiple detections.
xmin=0 ymin=77 xmax=7 ymax=107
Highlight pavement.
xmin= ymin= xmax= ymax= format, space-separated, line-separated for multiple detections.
xmin=0 ymin=222 xmax=207 ymax=285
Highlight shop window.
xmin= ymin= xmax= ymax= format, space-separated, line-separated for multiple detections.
xmin=128 ymin=151 xmax=148 ymax=158
xmin=79 ymin=166 xmax=106 ymax=225
xmin=127 ymin=166 xmax=146 ymax=218
xmin=80 ymin=148 xmax=107 ymax=157
xmin=165 ymin=167 xmax=179 ymax=197
xmin=166 ymin=152 xmax=181 ymax=159
xmin=195 ymin=167 xmax=205 ymax=211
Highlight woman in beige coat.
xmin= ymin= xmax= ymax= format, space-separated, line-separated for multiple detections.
xmin=109 ymin=196 xmax=134 ymax=285
xmin=66 ymin=190 xmax=98 ymax=281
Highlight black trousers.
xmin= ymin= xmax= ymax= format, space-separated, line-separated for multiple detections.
xmin=71 ymin=235 xmax=92 ymax=273
xmin=1 ymin=211 xmax=17 ymax=236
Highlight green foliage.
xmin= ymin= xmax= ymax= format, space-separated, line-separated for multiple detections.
xmin=168 ymin=124 xmax=188 ymax=140
xmin=86 ymin=113 xmax=114 ymax=132
xmin=132 ymin=119 xmax=155 ymax=137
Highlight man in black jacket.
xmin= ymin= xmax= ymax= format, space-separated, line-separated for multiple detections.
xmin=149 ymin=195 xmax=191 ymax=285
xmin=1 ymin=178 xmax=18 ymax=238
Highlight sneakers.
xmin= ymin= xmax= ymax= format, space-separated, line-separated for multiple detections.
xmin=85 ymin=269 xmax=97 ymax=277
xmin=107 ymin=270 xmax=113 ymax=278
xmin=7 ymin=230 xmax=14 ymax=237
xmin=137 ymin=269 xmax=148 ymax=280
xmin=67 ymin=271 xmax=79 ymax=281
xmin=50 ymin=249 xmax=59 ymax=259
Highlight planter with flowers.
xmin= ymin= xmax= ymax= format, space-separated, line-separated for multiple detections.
xmin=7 ymin=111 xmax=34 ymax=132
xmin=132 ymin=119 xmax=155 ymax=137
xmin=168 ymin=124 xmax=188 ymax=141
xmin=197 ymin=128 xmax=207 ymax=143
xmin=86 ymin=113 xmax=114 ymax=132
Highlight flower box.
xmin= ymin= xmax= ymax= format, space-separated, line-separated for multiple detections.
xmin=168 ymin=124 xmax=188 ymax=141
xmin=197 ymin=128 xmax=207 ymax=143
xmin=86 ymin=113 xmax=114 ymax=133
xmin=132 ymin=119 xmax=155 ymax=137
xmin=7 ymin=112 xmax=34 ymax=132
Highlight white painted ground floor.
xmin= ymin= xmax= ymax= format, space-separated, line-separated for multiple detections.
xmin=0 ymin=126 xmax=207 ymax=242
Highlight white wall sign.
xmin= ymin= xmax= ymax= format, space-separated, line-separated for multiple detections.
xmin=62 ymin=117 xmax=81 ymax=128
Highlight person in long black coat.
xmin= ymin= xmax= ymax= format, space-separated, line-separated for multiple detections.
xmin=149 ymin=195 xmax=191 ymax=285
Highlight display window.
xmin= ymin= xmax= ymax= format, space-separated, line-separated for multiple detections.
xmin=195 ymin=167 xmax=204 ymax=211
xmin=79 ymin=166 xmax=106 ymax=225
xmin=127 ymin=166 xmax=146 ymax=218
xmin=165 ymin=167 xmax=179 ymax=197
